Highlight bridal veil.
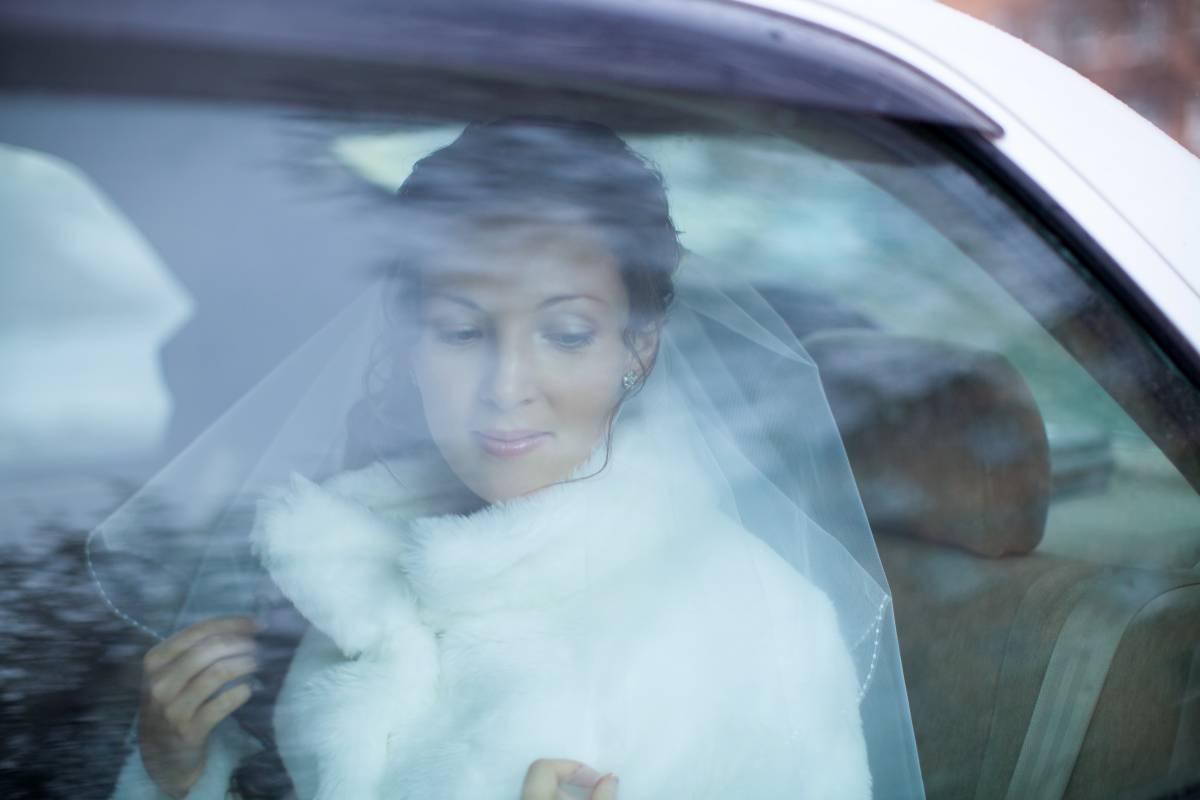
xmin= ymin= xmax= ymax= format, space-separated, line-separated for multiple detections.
xmin=89 ymin=119 xmax=924 ymax=796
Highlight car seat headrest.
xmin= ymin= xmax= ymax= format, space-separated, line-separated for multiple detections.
xmin=804 ymin=330 xmax=1051 ymax=558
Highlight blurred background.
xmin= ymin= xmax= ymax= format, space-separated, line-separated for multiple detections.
xmin=942 ymin=0 xmax=1200 ymax=155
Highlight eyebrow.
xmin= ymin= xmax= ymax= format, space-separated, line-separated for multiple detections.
xmin=425 ymin=291 xmax=482 ymax=311
xmin=538 ymin=294 xmax=610 ymax=309
xmin=425 ymin=291 xmax=609 ymax=310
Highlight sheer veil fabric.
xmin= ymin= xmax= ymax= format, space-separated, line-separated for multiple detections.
xmin=91 ymin=126 xmax=924 ymax=798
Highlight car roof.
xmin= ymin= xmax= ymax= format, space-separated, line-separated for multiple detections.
xmin=0 ymin=0 xmax=995 ymax=131
xmin=734 ymin=0 xmax=1200 ymax=295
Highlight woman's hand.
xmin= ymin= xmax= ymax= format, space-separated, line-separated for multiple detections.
xmin=522 ymin=759 xmax=619 ymax=800
xmin=136 ymin=616 xmax=260 ymax=798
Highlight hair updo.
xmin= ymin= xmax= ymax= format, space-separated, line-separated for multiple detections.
xmin=392 ymin=118 xmax=680 ymax=335
xmin=353 ymin=118 xmax=681 ymax=468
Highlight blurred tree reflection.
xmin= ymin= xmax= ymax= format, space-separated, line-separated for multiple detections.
xmin=1 ymin=482 xmax=147 ymax=799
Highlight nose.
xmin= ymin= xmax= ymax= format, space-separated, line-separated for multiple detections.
xmin=480 ymin=331 xmax=536 ymax=412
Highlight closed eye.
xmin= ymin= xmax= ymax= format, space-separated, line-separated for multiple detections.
xmin=545 ymin=330 xmax=596 ymax=350
xmin=435 ymin=327 xmax=483 ymax=346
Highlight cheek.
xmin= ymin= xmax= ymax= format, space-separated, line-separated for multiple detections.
xmin=413 ymin=344 xmax=477 ymax=433
xmin=542 ymin=347 xmax=626 ymax=436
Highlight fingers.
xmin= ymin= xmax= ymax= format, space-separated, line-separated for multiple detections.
xmin=136 ymin=617 xmax=260 ymax=798
xmin=146 ymin=633 xmax=257 ymax=707
xmin=169 ymin=653 xmax=257 ymax=723
xmin=140 ymin=617 xmax=259 ymax=748
xmin=190 ymin=681 xmax=253 ymax=743
xmin=144 ymin=616 xmax=259 ymax=673
xmin=590 ymin=773 xmax=619 ymax=800
xmin=522 ymin=759 xmax=583 ymax=799
xmin=521 ymin=759 xmax=618 ymax=800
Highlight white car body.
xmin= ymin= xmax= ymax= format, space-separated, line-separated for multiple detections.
xmin=727 ymin=0 xmax=1200 ymax=354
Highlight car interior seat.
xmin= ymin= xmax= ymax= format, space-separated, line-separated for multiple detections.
xmin=803 ymin=328 xmax=1200 ymax=799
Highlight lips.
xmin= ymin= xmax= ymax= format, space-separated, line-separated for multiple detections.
xmin=473 ymin=429 xmax=551 ymax=458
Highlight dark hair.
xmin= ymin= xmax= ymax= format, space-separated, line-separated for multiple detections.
xmin=395 ymin=118 xmax=678 ymax=336
xmin=349 ymin=118 xmax=681 ymax=470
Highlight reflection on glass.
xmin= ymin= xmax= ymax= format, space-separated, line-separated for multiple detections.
xmin=1 ymin=88 xmax=1196 ymax=800
xmin=0 ymin=143 xmax=192 ymax=469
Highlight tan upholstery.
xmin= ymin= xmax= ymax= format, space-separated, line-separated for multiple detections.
xmin=879 ymin=536 xmax=1200 ymax=798
xmin=805 ymin=331 xmax=1050 ymax=558
xmin=803 ymin=330 xmax=1199 ymax=798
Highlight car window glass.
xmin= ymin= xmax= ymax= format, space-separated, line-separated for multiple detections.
xmin=2 ymin=79 xmax=1198 ymax=800
xmin=628 ymin=131 xmax=1200 ymax=572
xmin=336 ymin=122 xmax=1200 ymax=572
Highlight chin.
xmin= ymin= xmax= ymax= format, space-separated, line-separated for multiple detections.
xmin=474 ymin=477 xmax=549 ymax=504
xmin=464 ymin=462 xmax=574 ymax=504
xmin=450 ymin=443 xmax=597 ymax=505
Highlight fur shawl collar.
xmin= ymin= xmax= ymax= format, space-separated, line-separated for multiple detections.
xmin=251 ymin=421 xmax=870 ymax=799
xmin=254 ymin=422 xmax=709 ymax=657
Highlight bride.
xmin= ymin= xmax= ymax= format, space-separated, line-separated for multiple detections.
xmin=106 ymin=119 xmax=893 ymax=799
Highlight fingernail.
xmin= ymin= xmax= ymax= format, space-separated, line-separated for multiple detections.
xmin=566 ymin=765 xmax=603 ymax=788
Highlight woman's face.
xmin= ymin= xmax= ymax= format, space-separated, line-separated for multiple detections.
xmin=412 ymin=220 xmax=655 ymax=504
